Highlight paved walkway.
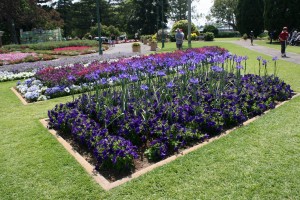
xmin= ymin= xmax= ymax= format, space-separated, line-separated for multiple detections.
xmin=232 ymin=40 xmax=300 ymax=64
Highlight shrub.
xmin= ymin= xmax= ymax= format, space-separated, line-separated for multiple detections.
xmin=191 ymin=33 xmax=198 ymax=40
xmin=204 ymin=32 xmax=215 ymax=41
xmin=242 ymin=33 xmax=248 ymax=40
xmin=216 ymin=31 xmax=241 ymax=38
xmin=171 ymin=20 xmax=199 ymax=39
xmin=132 ymin=42 xmax=141 ymax=47
xmin=203 ymin=25 xmax=219 ymax=36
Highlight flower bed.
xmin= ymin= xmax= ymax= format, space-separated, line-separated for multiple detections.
xmin=46 ymin=47 xmax=293 ymax=180
xmin=15 ymin=47 xmax=228 ymax=102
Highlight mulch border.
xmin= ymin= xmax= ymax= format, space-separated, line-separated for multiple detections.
xmin=39 ymin=92 xmax=300 ymax=190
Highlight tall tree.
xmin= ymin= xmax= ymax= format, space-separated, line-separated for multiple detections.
xmin=264 ymin=0 xmax=300 ymax=37
xmin=0 ymin=0 xmax=62 ymax=44
xmin=169 ymin=0 xmax=188 ymax=21
xmin=210 ymin=0 xmax=238 ymax=30
xmin=53 ymin=0 xmax=73 ymax=37
xmin=129 ymin=0 xmax=169 ymax=35
xmin=236 ymin=0 xmax=264 ymax=37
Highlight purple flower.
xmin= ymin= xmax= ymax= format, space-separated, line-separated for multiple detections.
xmin=188 ymin=65 xmax=196 ymax=71
xmin=140 ymin=84 xmax=149 ymax=90
xmin=262 ymin=59 xmax=267 ymax=66
xmin=189 ymin=77 xmax=199 ymax=84
xmin=179 ymin=70 xmax=186 ymax=75
xmin=67 ymin=75 xmax=76 ymax=82
xmin=157 ymin=70 xmax=166 ymax=77
xmin=236 ymin=65 xmax=243 ymax=70
xmin=119 ymin=73 xmax=129 ymax=79
xmin=272 ymin=56 xmax=278 ymax=61
xmin=100 ymin=78 xmax=107 ymax=85
xmin=211 ymin=65 xmax=223 ymax=72
xmin=166 ymin=81 xmax=175 ymax=88
xmin=257 ymin=56 xmax=262 ymax=61
xmin=130 ymin=75 xmax=139 ymax=82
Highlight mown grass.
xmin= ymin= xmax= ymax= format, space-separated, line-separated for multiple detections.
xmin=1 ymin=42 xmax=300 ymax=199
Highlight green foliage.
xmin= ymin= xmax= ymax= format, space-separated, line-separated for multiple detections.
xmin=203 ymin=25 xmax=219 ymax=36
xmin=132 ymin=42 xmax=141 ymax=47
xmin=236 ymin=0 xmax=264 ymax=37
xmin=90 ymin=25 xmax=121 ymax=38
xmin=211 ymin=0 xmax=239 ymax=30
xmin=204 ymin=32 xmax=215 ymax=41
xmin=217 ymin=31 xmax=241 ymax=38
xmin=171 ymin=20 xmax=199 ymax=39
xmin=242 ymin=33 xmax=248 ymax=40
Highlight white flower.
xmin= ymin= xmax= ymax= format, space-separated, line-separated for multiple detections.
xmin=64 ymin=87 xmax=70 ymax=93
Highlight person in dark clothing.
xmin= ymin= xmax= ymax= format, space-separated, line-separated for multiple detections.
xmin=279 ymin=27 xmax=289 ymax=57
xmin=249 ymin=31 xmax=254 ymax=45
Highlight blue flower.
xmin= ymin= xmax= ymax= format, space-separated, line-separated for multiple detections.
xmin=272 ymin=56 xmax=278 ymax=61
xmin=157 ymin=70 xmax=166 ymax=77
xmin=166 ymin=81 xmax=175 ymax=88
xmin=140 ymin=84 xmax=149 ymax=90
xmin=236 ymin=65 xmax=243 ymax=70
xmin=189 ymin=77 xmax=199 ymax=84
xmin=130 ymin=75 xmax=139 ymax=82
xmin=211 ymin=65 xmax=223 ymax=72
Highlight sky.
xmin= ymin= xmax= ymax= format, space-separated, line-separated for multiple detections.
xmin=193 ymin=0 xmax=214 ymax=26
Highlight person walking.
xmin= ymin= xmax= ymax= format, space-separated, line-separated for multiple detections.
xmin=279 ymin=27 xmax=289 ymax=57
xmin=175 ymin=28 xmax=184 ymax=50
xmin=249 ymin=31 xmax=254 ymax=45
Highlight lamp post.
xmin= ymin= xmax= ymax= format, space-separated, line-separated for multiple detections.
xmin=152 ymin=0 xmax=165 ymax=48
xmin=96 ymin=0 xmax=102 ymax=55
xmin=161 ymin=0 xmax=164 ymax=48
xmin=0 ymin=31 xmax=4 ymax=47
xmin=187 ymin=0 xmax=192 ymax=48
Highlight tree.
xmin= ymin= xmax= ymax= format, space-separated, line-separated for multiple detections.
xmin=128 ymin=0 xmax=169 ymax=35
xmin=236 ymin=0 xmax=264 ymax=37
xmin=0 ymin=0 xmax=63 ymax=44
xmin=210 ymin=0 xmax=238 ymax=30
xmin=171 ymin=20 xmax=199 ymax=39
xmin=168 ymin=0 xmax=188 ymax=21
xmin=264 ymin=0 xmax=300 ymax=38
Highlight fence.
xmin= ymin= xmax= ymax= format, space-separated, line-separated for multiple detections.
xmin=20 ymin=28 xmax=62 ymax=44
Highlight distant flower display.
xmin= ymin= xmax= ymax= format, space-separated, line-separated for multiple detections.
xmin=0 ymin=52 xmax=36 ymax=61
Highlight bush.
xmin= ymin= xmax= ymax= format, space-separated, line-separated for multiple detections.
xmin=204 ymin=32 xmax=214 ymax=41
xmin=171 ymin=20 xmax=199 ymax=39
xmin=169 ymin=32 xmax=176 ymax=42
xmin=203 ymin=25 xmax=219 ymax=36
xmin=216 ymin=31 xmax=241 ymax=38
xmin=242 ymin=33 xmax=248 ymax=40
xmin=191 ymin=33 xmax=198 ymax=40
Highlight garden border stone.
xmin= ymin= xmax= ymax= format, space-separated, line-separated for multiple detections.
xmin=39 ymin=92 xmax=300 ymax=191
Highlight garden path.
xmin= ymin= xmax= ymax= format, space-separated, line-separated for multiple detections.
xmin=232 ymin=39 xmax=300 ymax=64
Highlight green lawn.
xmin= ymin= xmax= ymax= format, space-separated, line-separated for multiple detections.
xmin=1 ymin=42 xmax=300 ymax=199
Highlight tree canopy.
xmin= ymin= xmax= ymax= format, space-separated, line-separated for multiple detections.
xmin=210 ymin=0 xmax=238 ymax=30
xmin=236 ymin=0 xmax=264 ymax=37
